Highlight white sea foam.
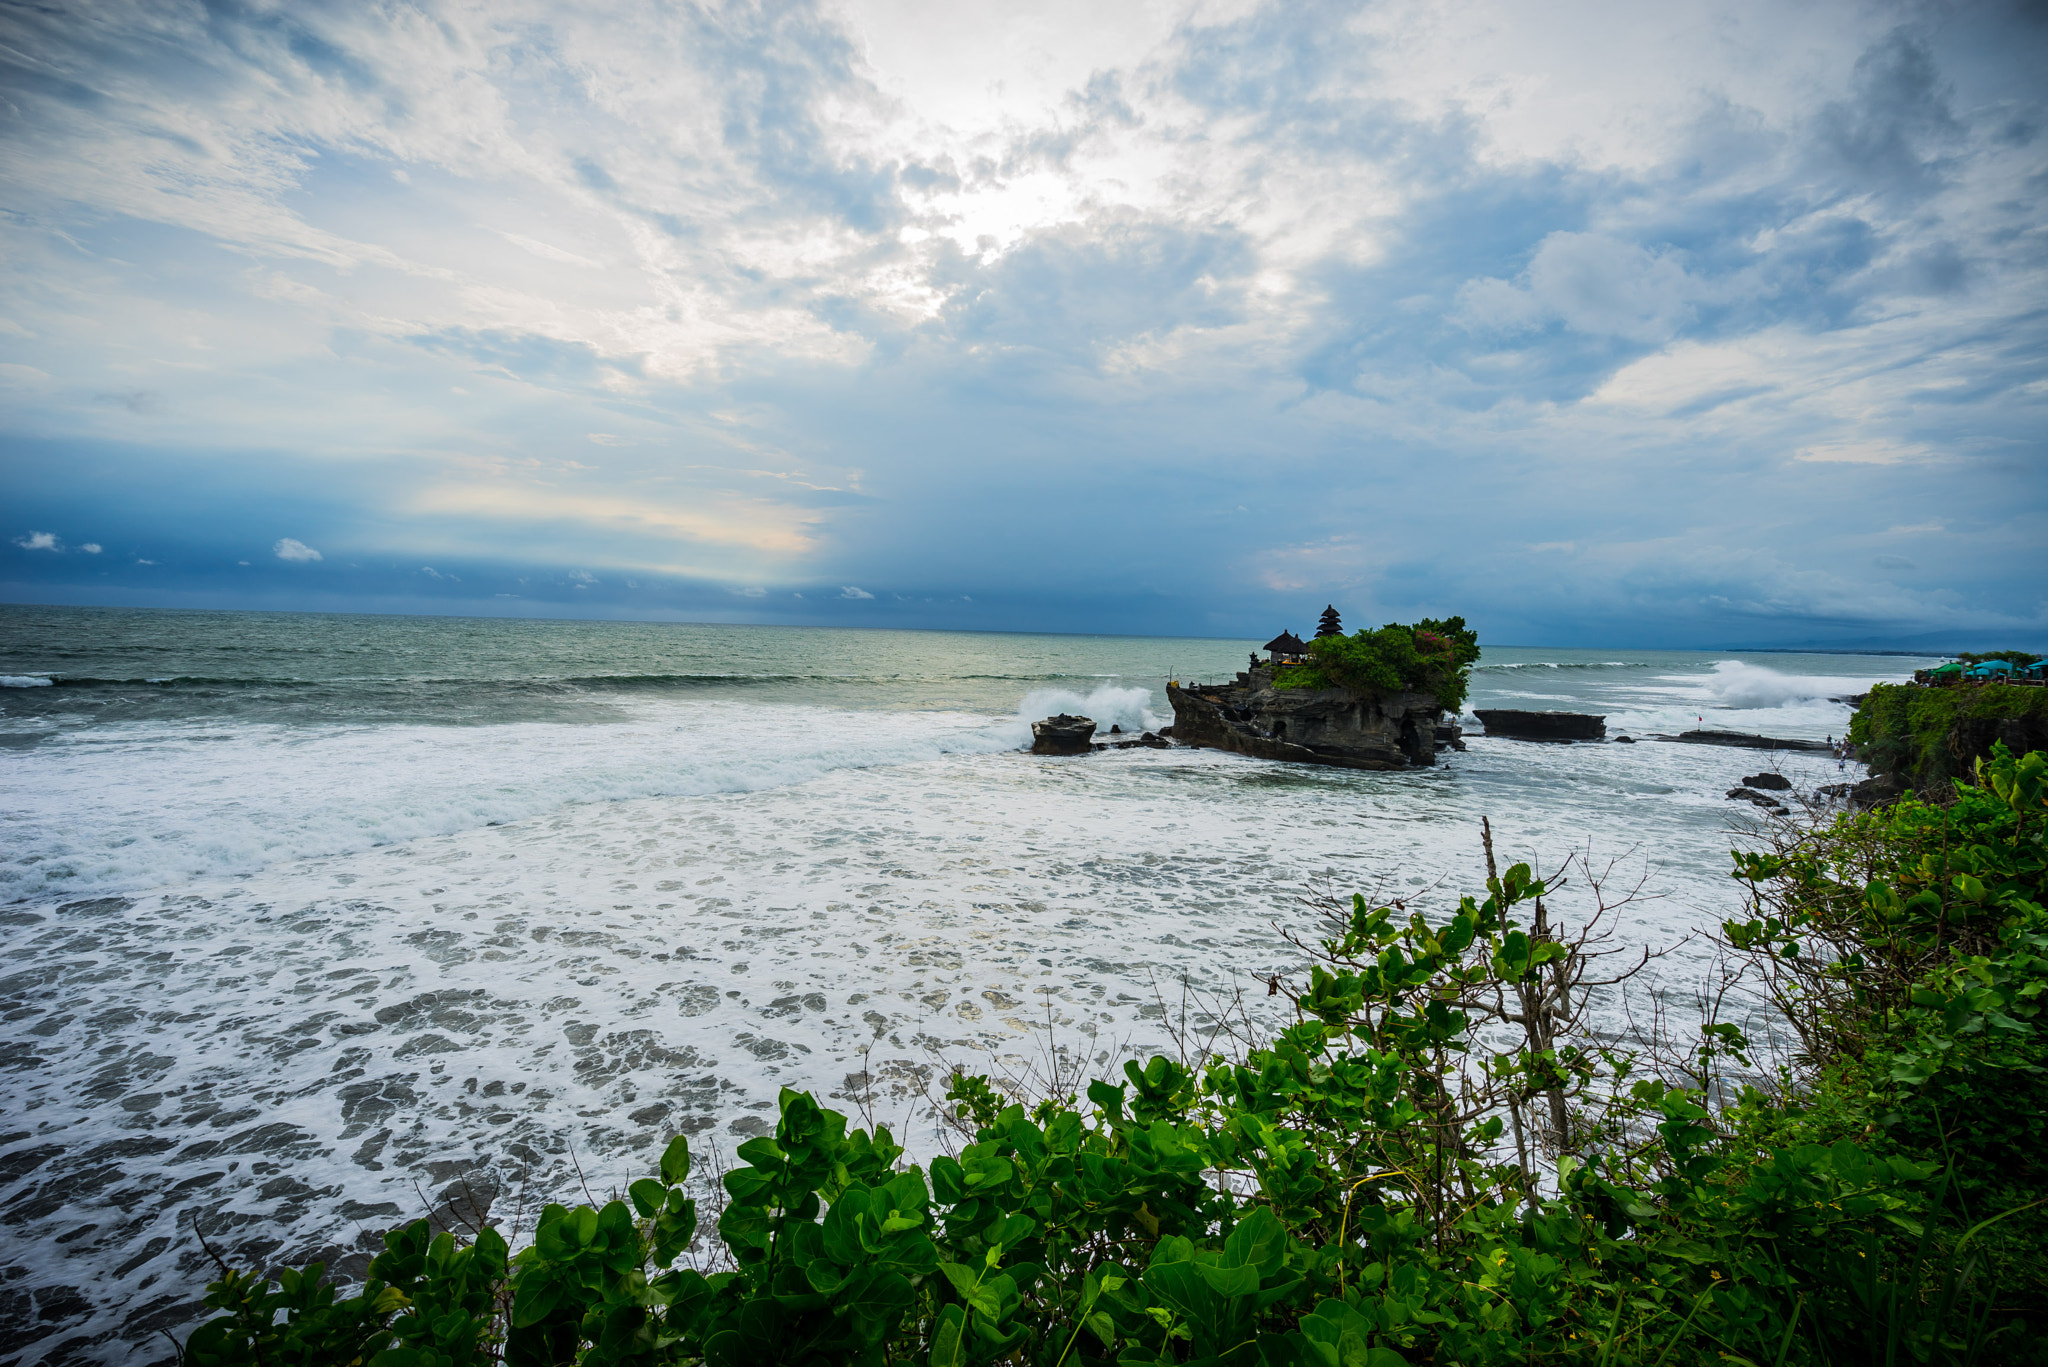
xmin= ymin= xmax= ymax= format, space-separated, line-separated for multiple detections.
xmin=2 ymin=718 xmax=1848 ymax=1363
xmin=1013 ymin=683 xmax=1160 ymax=736
xmin=0 ymin=701 xmax=1021 ymax=902
xmin=0 ymin=674 xmax=52 ymax=687
xmin=1699 ymin=659 xmax=1874 ymax=709
xmin=0 ymin=638 xmax=1930 ymax=1363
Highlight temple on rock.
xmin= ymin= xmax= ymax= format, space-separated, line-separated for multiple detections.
xmin=1169 ymin=656 xmax=1461 ymax=771
xmin=1261 ymin=631 xmax=1310 ymax=664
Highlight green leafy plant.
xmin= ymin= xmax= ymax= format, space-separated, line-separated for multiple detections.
xmin=1276 ymin=617 xmax=1481 ymax=712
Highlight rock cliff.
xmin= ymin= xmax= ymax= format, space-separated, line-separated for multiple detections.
xmin=1167 ymin=667 xmax=1444 ymax=770
xmin=1851 ymin=681 xmax=2048 ymax=801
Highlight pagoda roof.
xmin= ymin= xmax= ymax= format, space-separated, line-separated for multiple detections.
xmin=1264 ymin=631 xmax=1310 ymax=654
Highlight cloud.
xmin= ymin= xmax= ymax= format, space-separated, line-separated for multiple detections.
xmin=406 ymin=484 xmax=818 ymax=558
xmin=0 ymin=0 xmax=2040 ymax=645
xmin=274 ymin=538 xmax=323 ymax=562
xmin=1460 ymin=234 xmax=1704 ymax=345
xmin=80 ymin=543 xmax=101 ymax=554
xmin=93 ymin=389 xmax=163 ymax=414
xmin=1873 ymin=555 xmax=1917 ymax=570
xmin=1794 ymin=439 xmax=1933 ymax=465
xmin=1528 ymin=234 xmax=1703 ymax=344
xmin=499 ymin=233 xmax=603 ymax=268
xmin=839 ymin=585 xmax=874 ymax=599
xmin=14 ymin=531 xmax=60 ymax=551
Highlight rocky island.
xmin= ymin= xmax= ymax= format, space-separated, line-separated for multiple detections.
xmin=1168 ymin=669 xmax=1450 ymax=769
xmin=1167 ymin=614 xmax=1478 ymax=771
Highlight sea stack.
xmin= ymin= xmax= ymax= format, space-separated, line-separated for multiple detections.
xmin=1168 ymin=669 xmax=1443 ymax=769
xmin=1030 ymin=714 xmax=1097 ymax=754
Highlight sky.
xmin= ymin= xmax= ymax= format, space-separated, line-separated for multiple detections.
xmin=1 ymin=0 xmax=2044 ymax=648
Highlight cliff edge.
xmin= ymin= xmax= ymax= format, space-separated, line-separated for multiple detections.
xmin=1850 ymin=680 xmax=2048 ymax=800
xmin=1168 ymin=667 xmax=1444 ymax=770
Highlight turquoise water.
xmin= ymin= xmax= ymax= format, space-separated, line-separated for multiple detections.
xmin=0 ymin=604 xmax=1933 ymax=1362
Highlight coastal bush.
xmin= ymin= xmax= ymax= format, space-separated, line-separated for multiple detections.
xmin=1850 ymin=681 xmax=2048 ymax=795
xmin=1721 ymin=742 xmax=2048 ymax=1324
xmin=1275 ymin=618 xmax=1481 ymax=712
xmin=174 ymin=749 xmax=2048 ymax=1364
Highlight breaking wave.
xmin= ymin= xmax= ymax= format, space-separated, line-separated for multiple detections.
xmin=1699 ymin=660 xmax=1876 ymax=710
xmin=1012 ymin=684 xmax=1161 ymax=738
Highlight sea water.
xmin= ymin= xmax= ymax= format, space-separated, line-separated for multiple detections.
xmin=0 ymin=605 xmax=1926 ymax=1361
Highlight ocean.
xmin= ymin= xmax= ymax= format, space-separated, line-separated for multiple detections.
xmin=0 ymin=604 xmax=1928 ymax=1361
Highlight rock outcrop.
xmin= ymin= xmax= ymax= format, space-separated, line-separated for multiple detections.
xmin=1030 ymin=714 xmax=1097 ymax=754
xmin=1168 ymin=669 xmax=1443 ymax=769
xmin=1666 ymin=730 xmax=1830 ymax=752
xmin=1472 ymin=709 xmax=1606 ymax=742
xmin=1850 ymin=772 xmax=1908 ymax=810
xmin=1851 ymin=682 xmax=2048 ymax=801
xmin=1727 ymin=786 xmax=1792 ymax=815
xmin=1741 ymin=772 xmax=1793 ymax=791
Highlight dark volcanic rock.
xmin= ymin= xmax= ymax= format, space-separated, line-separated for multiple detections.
xmin=1472 ymin=709 xmax=1606 ymax=742
xmin=1850 ymin=772 xmax=1908 ymax=810
xmin=1030 ymin=714 xmax=1096 ymax=755
xmin=1741 ymin=772 xmax=1793 ymax=791
xmin=1727 ymin=787 xmax=1791 ymax=814
xmin=1168 ymin=675 xmax=1441 ymax=770
xmin=1668 ymin=730 xmax=1829 ymax=752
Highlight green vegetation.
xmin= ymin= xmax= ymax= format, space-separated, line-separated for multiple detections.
xmin=1276 ymin=618 xmax=1481 ymax=713
xmin=175 ymin=747 xmax=2048 ymax=1365
xmin=1851 ymin=682 xmax=2048 ymax=795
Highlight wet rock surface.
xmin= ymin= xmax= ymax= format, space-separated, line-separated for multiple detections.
xmin=1168 ymin=672 xmax=1442 ymax=770
xmin=1029 ymin=714 xmax=1097 ymax=755
xmin=1667 ymin=730 xmax=1830 ymax=752
xmin=1851 ymin=772 xmax=1909 ymax=809
xmin=1471 ymin=709 xmax=1607 ymax=742
xmin=1740 ymin=773 xmax=1793 ymax=791
xmin=1726 ymin=786 xmax=1791 ymax=815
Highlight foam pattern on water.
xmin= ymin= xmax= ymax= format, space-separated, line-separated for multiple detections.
xmin=1 ymin=722 xmax=1865 ymax=1362
xmin=0 ymin=703 xmax=1027 ymax=903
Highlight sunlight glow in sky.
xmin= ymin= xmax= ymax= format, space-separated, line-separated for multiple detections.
xmin=2 ymin=0 xmax=2044 ymax=646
